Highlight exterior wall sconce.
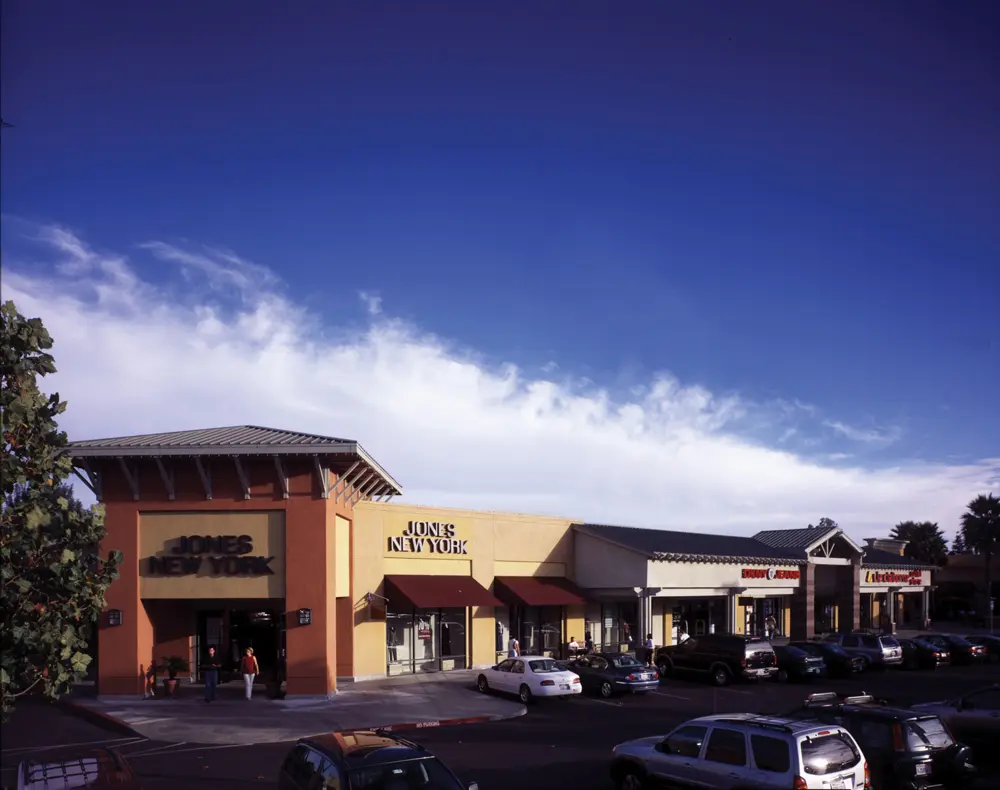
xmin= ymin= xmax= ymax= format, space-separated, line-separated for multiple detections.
xmin=297 ymin=608 xmax=312 ymax=626
xmin=107 ymin=609 xmax=123 ymax=627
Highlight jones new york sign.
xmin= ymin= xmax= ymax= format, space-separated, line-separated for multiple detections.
xmin=387 ymin=521 xmax=469 ymax=555
xmin=148 ymin=535 xmax=276 ymax=576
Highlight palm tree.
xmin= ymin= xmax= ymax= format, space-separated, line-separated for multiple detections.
xmin=890 ymin=521 xmax=947 ymax=566
xmin=959 ymin=493 xmax=1000 ymax=618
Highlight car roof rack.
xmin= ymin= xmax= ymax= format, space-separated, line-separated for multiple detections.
xmin=717 ymin=716 xmax=793 ymax=733
xmin=802 ymin=691 xmax=886 ymax=708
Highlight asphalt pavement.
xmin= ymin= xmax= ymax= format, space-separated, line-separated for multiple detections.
xmin=2 ymin=663 xmax=998 ymax=790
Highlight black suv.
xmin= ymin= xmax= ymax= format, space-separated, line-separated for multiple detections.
xmin=653 ymin=634 xmax=777 ymax=687
xmin=278 ymin=730 xmax=478 ymax=790
xmin=783 ymin=692 xmax=977 ymax=790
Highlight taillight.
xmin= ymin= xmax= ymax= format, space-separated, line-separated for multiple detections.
xmin=792 ymin=776 xmax=808 ymax=790
xmin=652 ymin=672 xmax=659 ymax=679
xmin=741 ymin=656 xmax=748 ymax=668
xmin=891 ymin=722 xmax=905 ymax=752
xmin=540 ymin=679 xmax=555 ymax=686
xmin=772 ymin=653 xmax=777 ymax=666
xmin=864 ymin=760 xmax=871 ymax=788
xmin=572 ymin=677 xmax=580 ymax=684
xmin=627 ymin=674 xmax=638 ymax=681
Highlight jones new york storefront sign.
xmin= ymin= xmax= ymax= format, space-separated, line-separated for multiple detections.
xmin=387 ymin=521 xmax=469 ymax=555
xmin=148 ymin=534 xmax=276 ymax=576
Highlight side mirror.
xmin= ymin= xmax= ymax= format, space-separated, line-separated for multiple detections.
xmin=491 ymin=665 xmax=498 ymax=671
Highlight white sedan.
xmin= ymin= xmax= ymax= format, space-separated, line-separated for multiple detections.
xmin=477 ymin=655 xmax=582 ymax=703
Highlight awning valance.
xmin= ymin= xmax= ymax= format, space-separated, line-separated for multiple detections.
xmin=493 ymin=576 xmax=588 ymax=606
xmin=384 ymin=575 xmax=503 ymax=609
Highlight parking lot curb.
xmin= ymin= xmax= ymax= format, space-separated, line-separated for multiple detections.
xmin=54 ymin=698 xmax=141 ymax=738
xmin=372 ymin=706 xmax=527 ymax=733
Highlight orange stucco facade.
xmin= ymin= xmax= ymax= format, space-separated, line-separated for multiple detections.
xmin=96 ymin=456 xmax=352 ymax=697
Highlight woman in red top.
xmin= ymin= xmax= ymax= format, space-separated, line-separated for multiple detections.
xmin=241 ymin=648 xmax=260 ymax=700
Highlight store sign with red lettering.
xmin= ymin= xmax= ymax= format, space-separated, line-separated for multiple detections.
xmin=864 ymin=570 xmax=923 ymax=586
xmin=741 ymin=567 xmax=801 ymax=581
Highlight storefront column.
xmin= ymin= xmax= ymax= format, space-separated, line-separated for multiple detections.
xmin=790 ymin=563 xmax=816 ymax=640
xmin=98 ymin=501 xmax=153 ymax=697
xmin=922 ymin=588 xmax=931 ymax=628
xmin=835 ymin=560 xmax=861 ymax=633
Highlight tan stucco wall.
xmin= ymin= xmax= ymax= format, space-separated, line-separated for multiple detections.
xmin=351 ymin=502 xmax=575 ymax=678
xmin=139 ymin=511 xmax=285 ymax=599
xmin=575 ymin=534 xmax=649 ymax=589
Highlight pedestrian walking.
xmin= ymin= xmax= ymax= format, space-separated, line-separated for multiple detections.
xmin=644 ymin=633 xmax=655 ymax=666
xmin=765 ymin=614 xmax=777 ymax=640
xmin=241 ymin=647 xmax=259 ymax=701
xmin=203 ymin=645 xmax=222 ymax=703
xmin=508 ymin=637 xmax=520 ymax=657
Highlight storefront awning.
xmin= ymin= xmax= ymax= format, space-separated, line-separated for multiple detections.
xmin=384 ymin=575 xmax=504 ymax=609
xmin=493 ymin=576 xmax=589 ymax=606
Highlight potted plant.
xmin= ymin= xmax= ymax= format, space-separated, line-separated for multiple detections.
xmin=160 ymin=656 xmax=190 ymax=698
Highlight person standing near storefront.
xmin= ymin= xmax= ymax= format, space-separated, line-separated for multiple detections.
xmin=765 ymin=614 xmax=777 ymax=640
xmin=508 ymin=636 xmax=520 ymax=657
xmin=240 ymin=647 xmax=259 ymax=701
xmin=644 ymin=633 xmax=655 ymax=666
xmin=203 ymin=645 xmax=222 ymax=703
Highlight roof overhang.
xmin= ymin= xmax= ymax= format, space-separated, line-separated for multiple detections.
xmin=652 ymin=552 xmax=807 ymax=565
xmin=804 ymin=527 xmax=864 ymax=557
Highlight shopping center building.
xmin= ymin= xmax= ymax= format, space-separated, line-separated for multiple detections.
xmin=68 ymin=425 xmax=936 ymax=698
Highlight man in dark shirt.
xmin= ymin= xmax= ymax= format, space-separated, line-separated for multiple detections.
xmin=203 ymin=646 xmax=222 ymax=702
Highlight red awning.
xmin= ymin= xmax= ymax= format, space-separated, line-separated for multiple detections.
xmin=493 ymin=576 xmax=589 ymax=606
xmin=384 ymin=575 xmax=504 ymax=609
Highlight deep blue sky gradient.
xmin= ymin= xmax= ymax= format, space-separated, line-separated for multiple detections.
xmin=2 ymin=0 xmax=998 ymax=462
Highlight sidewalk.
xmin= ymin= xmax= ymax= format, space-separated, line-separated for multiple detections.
xmin=62 ymin=672 xmax=525 ymax=745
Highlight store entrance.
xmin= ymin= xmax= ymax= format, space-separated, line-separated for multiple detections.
xmin=196 ymin=605 xmax=283 ymax=682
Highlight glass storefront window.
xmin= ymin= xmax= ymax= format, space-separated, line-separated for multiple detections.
xmin=386 ymin=608 xmax=467 ymax=674
xmin=539 ymin=606 xmax=562 ymax=655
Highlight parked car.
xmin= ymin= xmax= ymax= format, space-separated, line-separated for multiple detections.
xmin=783 ymin=692 xmax=977 ymax=790
xmin=16 ymin=749 xmax=142 ymax=790
xmin=963 ymin=635 xmax=1000 ymax=663
xmin=476 ymin=655 xmax=581 ymax=703
xmin=919 ymin=634 xmax=988 ymax=665
xmin=277 ymin=730 xmax=476 ymax=790
xmin=773 ymin=645 xmax=826 ymax=682
xmin=610 ymin=713 xmax=868 ymax=790
xmin=788 ymin=640 xmax=866 ymax=677
xmin=911 ymin=684 xmax=1000 ymax=767
xmin=563 ymin=652 xmax=658 ymax=698
xmin=653 ymin=634 xmax=778 ymax=687
xmin=898 ymin=637 xmax=951 ymax=670
xmin=824 ymin=632 xmax=904 ymax=669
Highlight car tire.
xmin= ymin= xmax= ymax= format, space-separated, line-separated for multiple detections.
xmin=477 ymin=675 xmax=489 ymax=693
xmin=614 ymin=765 xmax=646 ymax=790
xmin=711 ymin=665 xmax=731 ymax=687
xmin=776 ymin=668 xmax=789 ymax=683
xmin=657 ymin=660 xmax=672 ymax=677
xmin=600 ymin=681 xmax=614 ymax=698
xmin=858 ymin=657 xmax=871 ymax=673
xmin=519 ymin=684 xmax=532 ymax=704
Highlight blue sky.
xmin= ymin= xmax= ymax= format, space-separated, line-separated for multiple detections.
xmin=2 ymin=1 xmax=997 ymax=535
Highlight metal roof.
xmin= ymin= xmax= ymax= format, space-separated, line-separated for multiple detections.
xmin=860 ymin=549 xmax=937 ymax=570
xmin=574 ymin=523 xmax=805 ymax=564
xmin=753 ymin=526 xmax=839 ymax=550
xmin=67 ymin=425 xmax=353 ymax=451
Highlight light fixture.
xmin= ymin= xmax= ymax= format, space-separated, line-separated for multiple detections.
xmin=107 ymin=609 xmax=123 ymax=627
xmin=297 ymin=608 xmax=312 ymax=626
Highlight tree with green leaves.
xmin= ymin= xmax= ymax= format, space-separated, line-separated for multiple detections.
xmin=959 ymin=493 xmax=1000 ymax=617
xmin=808 ymin=517 xmax=839 ymax=531
xmin=889 ymin=521 xmax=947 ymax=566
xmin=950 ymin=532 xmax=969 ymax=555
xmin=1 ymin=300 xmax=121 ymax=716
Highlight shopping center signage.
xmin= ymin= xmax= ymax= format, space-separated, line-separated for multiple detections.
xmin=865 ymin=570 xmax=923 ymax=586
xmin=387 ymin=521 xmax=469 ymax=555
xmin=741 ymin=567 xmax=800 ymax=580
xmin=148 ymin=535 xmax=276 ymax=576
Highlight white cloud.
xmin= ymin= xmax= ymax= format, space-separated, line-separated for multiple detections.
xmin=824 ymin=420 xmax=901 ymax=445
xmin=359 ymin=291 xmax=383 ymax=316
xmin=2 ymin=223 xmax=998 ymax=540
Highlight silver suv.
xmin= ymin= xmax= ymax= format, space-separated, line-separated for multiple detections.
xmin=610 ymin=713 xmax=869 ymax=790
xmin=824 ymin=632 xmax=903 ymax=668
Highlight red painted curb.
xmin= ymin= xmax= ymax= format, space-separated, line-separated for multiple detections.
xmin=54 ymin=698 xmax=140 ymax=738
xmin=374 ymin=710 xmax=525 ymax=733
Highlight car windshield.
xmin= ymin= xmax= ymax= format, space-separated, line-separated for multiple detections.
xmin=349 ymin=757 xmax=464 ymax=790
xmin=612 ymin=656 xmax=642 ymax=668
xmin=529 ymin=659 xmax=559 ymax=672
xmin=905 ymin=718 xmax=954 ymax=752
xmin=782 ymin=646 xmax=807 ymax=659
xmin=800 ymin=733 xmax=861 ymax=776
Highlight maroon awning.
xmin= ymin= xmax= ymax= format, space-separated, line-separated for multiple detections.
xmin=384 ymin=575 xmax=503 ymax=609
xmin=493 ymin=576 xmax=589 ymax=606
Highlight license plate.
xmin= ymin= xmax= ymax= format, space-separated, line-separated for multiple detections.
xmin=806 ymin=667 xmax=820 ymax=673
xmin=560 ymin=684 xmax=570 ymax=690
xmin=915 ymin=763 xmax=930 ymax=776
xmin=828 ymin=779 xmax=846 ymax=789
xmin=639 ymin=673 xmax=649 ymax=680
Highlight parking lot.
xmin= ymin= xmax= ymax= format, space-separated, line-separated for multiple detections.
xmin=3 ymin=663 xmax=997 ymax=790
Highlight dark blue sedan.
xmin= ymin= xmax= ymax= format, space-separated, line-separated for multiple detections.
xmin=563 ymin=652 xmax=659 ymax=698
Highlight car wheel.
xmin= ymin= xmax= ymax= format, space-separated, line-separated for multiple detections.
xmin=711 ymin=665 xmax=731 ymax=687
xmin=615 ymin=766 xmax=646 ymax=790
xmin=519 ymin=684 xmax=532 ymax=704
xmin=477 ymin=675 xmax=489 ymax=693
xmin=776 ymin=668 xmax=789 ymax=683
xmin=657 ymin=660 xmax=672 ymax=677
xmin=858 ymin=657 xmax=870 ymax=673
xmin=600 ymin=681 xmax=614 ymax=698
